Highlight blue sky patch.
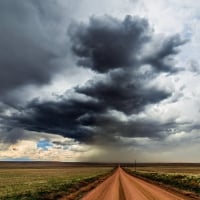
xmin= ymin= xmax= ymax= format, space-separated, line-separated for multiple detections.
xmin=37 ymin=140 xmax=53 ymax=150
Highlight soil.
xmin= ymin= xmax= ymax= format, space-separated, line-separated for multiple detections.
xmin=80 ymin=167 xmax=200 ymax=200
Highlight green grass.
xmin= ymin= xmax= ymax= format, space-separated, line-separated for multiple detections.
xmin=126 ymin=165 xmax=200 ymax=196
xmin=0 ymin=167 xmax=112 ymax=200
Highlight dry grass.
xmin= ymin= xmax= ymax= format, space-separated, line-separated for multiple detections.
xmin=0 ymin=163 xmax=112 ymax=200
xmin=127 ymin=164 xmax=200 ymax=196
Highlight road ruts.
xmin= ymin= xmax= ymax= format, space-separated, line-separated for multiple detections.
xmin=81 ymin=167 xmax=193 ymax=200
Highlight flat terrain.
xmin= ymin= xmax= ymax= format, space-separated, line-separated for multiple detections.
xmin=128 ymin=163 xmax=200 ymax=174
xmin=127 ymin=163 xmax=200 ymax=197
xmin=82 ymin=167 xmax=196 ymax=200
xmin=0 ymin=162 xmax=112 ymax=200
xmin=1 ymin=162 xmax=200 ymax=199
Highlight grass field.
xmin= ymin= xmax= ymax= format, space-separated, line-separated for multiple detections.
xmin=0 ymin=162 xmax=113 ymax=200
xmin=127 ymin=163 xmax=200 ymax=196
xmin=2 ymin=162 xmax=200 ymax=199
xmin=130 ymin=163 xmax=200 ymax=174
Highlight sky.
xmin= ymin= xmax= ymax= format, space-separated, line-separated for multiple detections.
xmin=0 ymin=0 xmax=200 ymax=162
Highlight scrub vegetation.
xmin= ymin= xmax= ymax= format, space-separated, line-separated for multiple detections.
xmin=0 ymin=162 xmax=112 ymax=200
xmin=126 ymin=163 xmax=200 ymax=196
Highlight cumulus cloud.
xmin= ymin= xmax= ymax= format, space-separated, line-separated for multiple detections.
xmin=0 ymin=0 xmax=200 ymax=162
xmin=1 ymin=14 xmax=187 ymax=148
xmin=76 ymin=69 xmax=170 ymax=114
xmin=69 ymin=15 xmax=184 ymax=73
xmin=69 ymin=15 xmax=151 ymax=73
xmin=0 ymin=139 xmax=86 ymax=161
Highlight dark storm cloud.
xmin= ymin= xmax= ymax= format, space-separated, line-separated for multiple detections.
xmin=2 ymin=14 xmax=187 ymax=145
xmin=4 ymin=97 xmax=173 ymax=144
xmin=143 ymin=35 xmax=187 ymax=72
xmin=91 ymin=115 xmax=178 ymax=141
xmin=0 ymin=0 xmax=66 ymax=95
xmin=69 ymin=15 xmax=184 ymax=73
xmin=6 ymin=97 xmax=106 ymax=143
xmin=76 ymin=70 xmax=170 ymax=114
xmin=69 ymin=15 xmax=151 ymax=73
xmin=0 ymin=128 xmax=26 ymax=145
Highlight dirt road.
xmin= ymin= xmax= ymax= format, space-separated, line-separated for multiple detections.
xmin=81 ymin=167 xmax=193 ymax=200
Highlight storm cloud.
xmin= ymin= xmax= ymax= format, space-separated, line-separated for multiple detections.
xmin=76 ymin=69 xmax=170 ymax=114
xmin=1 ymin=0 xmax=200 ymax=163
xmin=2 ymin=14 xmax=187 ymax=146
xmin=69 ymin=15 xmax=184 ymax=73
xmin=0 ymin=0 xmax=67 ymax=96
xmin=5 ymin=96 xmax=176 ymax=145
xmin=69 ymin=15 xmax=151 ymax=73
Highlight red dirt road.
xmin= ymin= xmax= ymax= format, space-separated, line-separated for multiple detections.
xmin=81 ymin=167 xmax=193 ymax=200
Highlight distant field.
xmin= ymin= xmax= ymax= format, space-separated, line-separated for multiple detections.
xmin=127 ymin=163 xmax=200 ymax=196
xmin=0 ymin=162 xmax=113 ymax=200
xmin=130 ymin=163 xmax=200 ymax=174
